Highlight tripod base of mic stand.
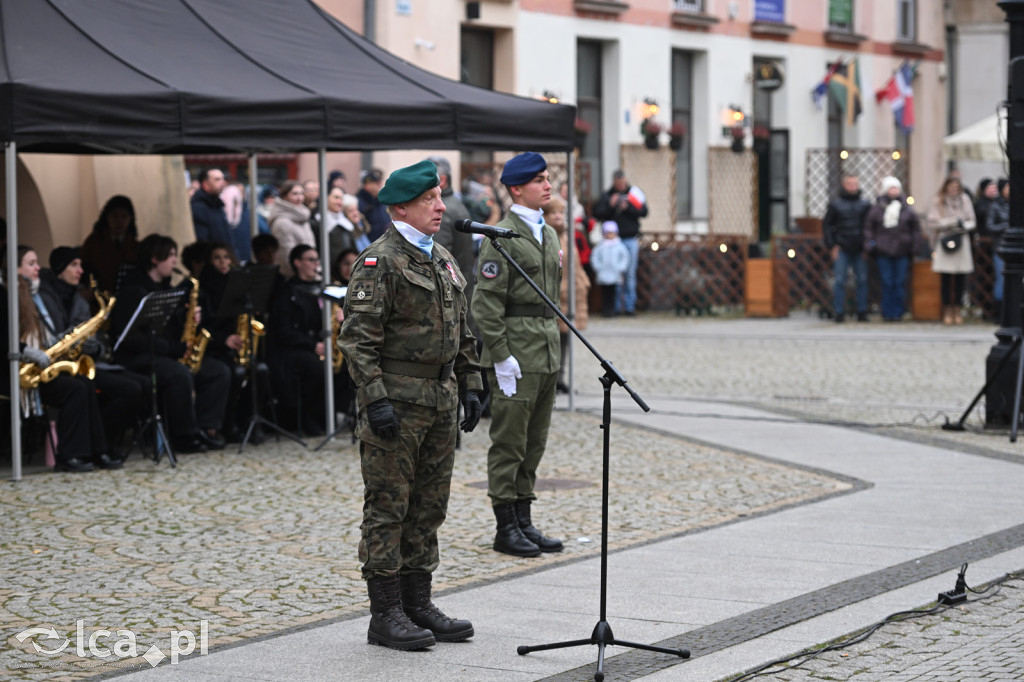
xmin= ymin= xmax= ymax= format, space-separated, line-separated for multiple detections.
xmin=517 ymin=620 xmax=689 ymax=681
xmin=238 ymin=415 xmax=306 ymax=453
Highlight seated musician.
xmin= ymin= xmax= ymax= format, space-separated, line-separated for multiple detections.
xmin=2 ymin=245 xmax=120 ymax=472
xmin=38 ymin=246 xmax=147 ymax=450
xmin=108 ymin=234 xmax=230 ymax=453
xmin=199 ymin=242 xmax=270 ymax=443
xmin=267 ymin=244 xmax=343 ymax=436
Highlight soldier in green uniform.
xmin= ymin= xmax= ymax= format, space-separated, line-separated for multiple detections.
xmin=339 ymin=160 xmax=483 ymax=651
xmin=471 ymin=152 xmax=565 ymax=558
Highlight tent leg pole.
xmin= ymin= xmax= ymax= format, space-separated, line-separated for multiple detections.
xmin=248 ymin=155 xmax=259 ymax=245
xmin=318 ymin=149 xmax=335 ymax=436
xmin=566 ymin=151 xmax=575 ymax=412
xmin=7 ymin=142 xmax=21 ymax=481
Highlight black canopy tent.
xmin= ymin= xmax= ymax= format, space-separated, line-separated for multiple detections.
xmin=2 ymin=0 xmax=577 ymax=479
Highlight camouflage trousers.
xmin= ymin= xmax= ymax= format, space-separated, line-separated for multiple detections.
xmin=485 ymin=369 xmax=557 ymax=506
xmin=358 ymin=400 xmax=458 ymax=580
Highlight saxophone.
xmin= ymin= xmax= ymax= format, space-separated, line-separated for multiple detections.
xmin=19 ymin=289 xmax=116 ymax=389
xmin=180 ymin=276 xmax=211 ymax=374
xmin=236 ymin=314 xmax=266 ymax=369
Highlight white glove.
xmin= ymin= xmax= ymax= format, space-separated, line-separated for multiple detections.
xmin=494 ymin=355 xmax=522 ymax=397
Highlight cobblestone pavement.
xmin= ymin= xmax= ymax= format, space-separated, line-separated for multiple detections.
xmin=722 ymin=576 xmax=1024 ymax=681
xmin=3 ymin=311 xmax=1022 ymax=680
xmin=1 ymin=378 xmax=843 ymax=678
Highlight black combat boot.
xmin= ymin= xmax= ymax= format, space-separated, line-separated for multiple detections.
xmin=493 ymin=503 xmax=541 ymax=557
xmin=366 ymin=576 xmax=436 ymax=650
xmin=514 ymin=499 xmax=564 ymax=553
xmin=399 ymin=573 xmax=474 ymax=642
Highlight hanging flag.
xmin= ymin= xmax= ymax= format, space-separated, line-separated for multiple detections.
xmin=829 ymin=58 xmax=862 ymax=126
xmin=876 ymin=60 xmax=916 ymax=134
xmin=812 ymin=61 xmax=841 ymax=110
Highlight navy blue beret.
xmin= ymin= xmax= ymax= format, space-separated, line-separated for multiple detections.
xmin=500 ymin=152 xmax=547 ymax=186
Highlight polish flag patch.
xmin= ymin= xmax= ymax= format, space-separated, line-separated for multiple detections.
xmin=445 ymin=261 xmax=459 ymax=283
xmin=364 ymin=257 xmax=378 ymax=267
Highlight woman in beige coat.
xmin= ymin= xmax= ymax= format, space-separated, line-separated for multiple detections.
xmin=269 ymin=180 xmax=315 ymax=276
xmin=927 ymin=176 xmax=976 ymax=325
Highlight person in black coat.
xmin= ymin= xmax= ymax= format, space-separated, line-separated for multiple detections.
xmin=592 ymin=169 xmax=648 ymax=315
xmin=107 ymin=234 xmax=230 ymax=453
xmin=38 ymin=246 xmax=148 ymax=449
xmin=191 ymin=168 xmax=232 ymax=245
xmin=822 ymin=173 xmax=872 ymax=322
xmin=267 ymin=244 xmax=346 ymax=436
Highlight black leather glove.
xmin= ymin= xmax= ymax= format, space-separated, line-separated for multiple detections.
xmin=366 ymin=398 xmax=400 ymax=440
xmin=460 ymin=390 xmax=481 ymax=433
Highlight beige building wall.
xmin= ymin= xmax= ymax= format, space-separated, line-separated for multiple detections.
xmin=4 ymin=155 xmax=191 ymax=259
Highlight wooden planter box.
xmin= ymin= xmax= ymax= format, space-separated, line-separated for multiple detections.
xmin=911 ymin=260 xmax=941 ymax=321
xmin=745 ymin=257 xmax=789 ymax=317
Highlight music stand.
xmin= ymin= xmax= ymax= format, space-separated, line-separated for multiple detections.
xmin=116 ymin=288 xmax=187 ymax=467
xmin=476 ymin=237 xmax=689 ymax=680
xmin=216 ymin=266 xmax=305 ymax=452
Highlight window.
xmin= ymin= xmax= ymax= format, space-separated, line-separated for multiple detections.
xmin=672 ymin=50 xmax=693 ymax=219
xmin=460 ymin=27 xmax=494 ymax=166
xmin=577 ymin=40 xmax=603 ymax=203
xmin=896 ymin=0 xmax=915 ymax=42
xmin=828 ymin=0 xmax=853 ymax=32
xmin=673 ymin=0 xmax=703 ymax=11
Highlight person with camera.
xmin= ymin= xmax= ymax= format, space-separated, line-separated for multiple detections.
xmin=339 ymin=160 xmax=482 ymax=651
xmin=927 ymin=175 xmax=976 ymax=325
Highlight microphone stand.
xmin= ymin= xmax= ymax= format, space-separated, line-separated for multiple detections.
xmin=481 ymin=236 xmax=689 ymax=680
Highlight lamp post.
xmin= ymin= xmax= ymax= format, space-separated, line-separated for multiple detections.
xmin=986 ymin=0 xmax=1024 ymax=426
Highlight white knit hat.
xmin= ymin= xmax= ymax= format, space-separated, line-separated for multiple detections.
xmin=881 ymin=176 xmax=902 ymax=194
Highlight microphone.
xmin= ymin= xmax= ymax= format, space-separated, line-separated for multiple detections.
xmin=455 ymin=219 xmax=521 ymax=239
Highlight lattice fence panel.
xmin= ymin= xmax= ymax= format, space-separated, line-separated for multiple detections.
xmin=637 ymin=233 xmax=748 ymax=313
xmin=709 ymin=148 xmax=758 ymax=236
xmin=804 ymin=148 xmax=909 ymax=218
xmin=620 ymin=144 xmax=676 ymax=234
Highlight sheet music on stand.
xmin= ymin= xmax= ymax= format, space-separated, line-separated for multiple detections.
xmin=113 ymin=288 xmax=187 ymax=353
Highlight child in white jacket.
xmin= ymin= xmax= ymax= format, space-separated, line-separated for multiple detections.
xmin=590 ymin=221 xmax=630 ymax=317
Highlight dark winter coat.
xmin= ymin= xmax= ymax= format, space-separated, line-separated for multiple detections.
xmin=823 ymin=189 xmax=871 ymax=254
xmin=191 ymin=189 xmax=232 ymax=245
xmin=863 ymin=195 xmax=921 ymax=258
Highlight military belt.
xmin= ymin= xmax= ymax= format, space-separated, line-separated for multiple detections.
xmin=380 ymin=358 xmax=455 ymax=381
xmin=505 ymin=304 xmax=555 ymax=318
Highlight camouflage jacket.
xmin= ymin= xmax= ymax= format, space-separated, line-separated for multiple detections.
xmin=471 ymin=211 xmax=562 ymax=372
xmin=339 ymin=224 xmax=482 ymax=410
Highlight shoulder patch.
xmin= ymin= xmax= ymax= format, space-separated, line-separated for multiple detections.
xmin=346 ymin=278 xmax=377 ymax=308
xmin=480 ymin=261 xmax=500 ymax=279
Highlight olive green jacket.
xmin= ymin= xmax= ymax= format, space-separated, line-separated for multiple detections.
xmin=471 ymin=211 xmax=562 ymax=373
xmin=339 ymin=225 xmax=482 ymax=411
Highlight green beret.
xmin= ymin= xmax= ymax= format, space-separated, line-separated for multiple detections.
xmin=378 ymin=160 xmax=440 ymax=205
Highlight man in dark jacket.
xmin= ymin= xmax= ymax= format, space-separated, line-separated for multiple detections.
xmin=823 ymin=173 xmax=872 ymax=322
xmin=190 ymin=168 xmax=232 ymax=245
xmin=592 ymin=169 xmax=648 ymax=315
xmin=357 ymin=168 xmax=391 ymax=243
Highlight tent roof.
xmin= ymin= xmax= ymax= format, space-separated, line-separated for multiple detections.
xmin=942 ymin=114 xmax=1006 ymax=163
xmin=0 ymin=0 xmax=575 ymax=154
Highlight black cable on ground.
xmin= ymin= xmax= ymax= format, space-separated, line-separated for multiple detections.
xmin=575 ymin=405 xmax=971 ymax=432
xmin=725 ymin=567 xmax=1024 ymax=682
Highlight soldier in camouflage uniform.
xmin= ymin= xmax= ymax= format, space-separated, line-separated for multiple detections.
xmin=339 ymin=160 xmax=483 ymax=651
xmin=471 ymin=152 xmax=565 ymax=558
